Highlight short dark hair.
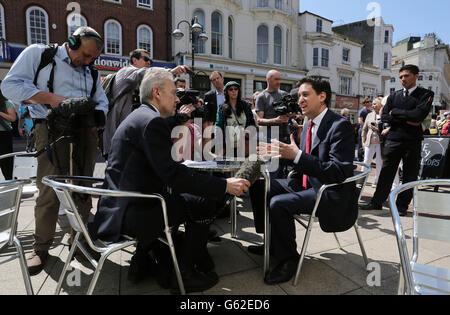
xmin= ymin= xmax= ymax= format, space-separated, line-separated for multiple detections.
xmin=399 ymin=64 xmax=420 ymax=75
xmin=129 ymin=49 xmax=151 ymax=64
xmin=298 ymin=77 xmax=332 ymax=107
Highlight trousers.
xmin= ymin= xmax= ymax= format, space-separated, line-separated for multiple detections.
xmin=34 ymin=122 xmax=99 ymax=252
xmin=0 ymin=131 xmax=13 ymax=180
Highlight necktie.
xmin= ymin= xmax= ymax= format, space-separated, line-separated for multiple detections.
xmin=404 ymin=90 xmax=409 ymax=98
xmin=303 ymin=121 xmax=314 ymax=190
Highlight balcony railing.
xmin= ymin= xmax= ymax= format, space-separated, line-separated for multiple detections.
xmin=250 ymin=0 xmax=296 ymax=18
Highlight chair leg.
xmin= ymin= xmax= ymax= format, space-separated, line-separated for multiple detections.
xmin=165 ymin=229 xmax=185 ymax=295
xmin=354 ymin=224 xmax=369 ymax=267
xmin=13 ymin=237 xmax=34 ymax=295
xmin=333 ymin=233 xmax=343 ymax=250
xmin=86 ymin=253 xmax=108 ymax=295
xmin=55 ymin=232 xmax=80 ymax=295
xmin=293 ymin=219 xmax=314 ymax=286
xmin=230 ymin=197 xmax=237 ymax=239
xmin=397 ymin=265 xmax=405 ymax=295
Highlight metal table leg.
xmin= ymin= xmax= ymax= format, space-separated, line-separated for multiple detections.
xmin=263 ymin=168 xmax=271 ymax=276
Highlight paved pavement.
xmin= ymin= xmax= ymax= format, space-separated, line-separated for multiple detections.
xmin=1 ymin=160 xmax=450 ymax=295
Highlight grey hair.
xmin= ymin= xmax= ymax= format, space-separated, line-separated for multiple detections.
xmin=74 ymin=26 xmax=104 ymax=51
xmin=140 ymin=67 xmax=174 ymax=103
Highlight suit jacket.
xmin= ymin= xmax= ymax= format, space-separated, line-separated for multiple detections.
xmin=204 ymin=90 xmax=221 ymax=123
xmin=89 ymin=104 xmax=227 ymax=243
xmin=295 ymin=109 xmax=357 ymax=233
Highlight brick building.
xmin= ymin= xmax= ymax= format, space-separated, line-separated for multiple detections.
xmin=0 ymin=0 xmax=174 ymax=79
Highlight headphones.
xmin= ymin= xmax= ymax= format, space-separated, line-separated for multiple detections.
xmin=68 ymin=29 xmax=103 ymax=51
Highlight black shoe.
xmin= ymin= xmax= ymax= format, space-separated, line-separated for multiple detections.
xmin=247 ymin=245 xmax=264 ymax=256
xmin=399 ymin=209 xmax=409 ymax=217
xmin=195 ymin=251 xmax=215 ymax=274
xmin=170 ymin=269 xmax=219 ymax=294
xmin=264 ymin=257 xmax=298 ymax=285
xmin=208 ymin=229 xmax=221 ymax=243
xmin=359 ymin=202 xmax=383 ymax=211
xmin=127 ymin=252 xmax=156 ymax=284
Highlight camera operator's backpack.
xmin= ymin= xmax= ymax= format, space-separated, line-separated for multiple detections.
xmin=33 ymin=44 xmax=98 ymax=98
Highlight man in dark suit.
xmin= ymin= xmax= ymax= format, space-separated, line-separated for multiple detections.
xmin=360 ymin=65 xmax=434 ymax=216
xmin=203 ymin=71 xmax=225 ymax=123
xmin=249 ymin=77 xmax=357 ymax=285
xmin=89 ymin=68 xmax=250 ymax=293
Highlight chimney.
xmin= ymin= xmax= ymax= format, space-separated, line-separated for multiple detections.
xmin=424 ymin=33 xmax=436 ymax=48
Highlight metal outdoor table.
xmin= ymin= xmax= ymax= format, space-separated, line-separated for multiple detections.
xmin=185 ymin=160 xmax=271 ymax=275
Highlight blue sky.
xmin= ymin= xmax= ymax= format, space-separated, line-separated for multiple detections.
xmin=300 ymin=0 xmax=450 ymax=45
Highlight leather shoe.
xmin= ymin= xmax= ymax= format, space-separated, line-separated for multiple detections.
xmin=399 ymin=209 xmax=408 ymax=217
xmin=171 ymin=269 xmax=219 ymax=294
xmin=359 ymin=202 xmax=383 ymax=211
xmin=264 ymin=257 xmax=298 ymax=285
xmin=27 ymin=250 xmax=49 ymax=276
xmin=128 ymin=252 xmax=157 ymax=284
xmin=247 ymin=245 xmax=264 ymax=256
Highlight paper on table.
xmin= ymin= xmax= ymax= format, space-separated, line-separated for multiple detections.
xmin=182 ymin=160 xmax=218 ymax=168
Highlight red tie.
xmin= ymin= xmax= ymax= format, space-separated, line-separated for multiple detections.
xmin=303 ymin=121 xmax=314 ymax=190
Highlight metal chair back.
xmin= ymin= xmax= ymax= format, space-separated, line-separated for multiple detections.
xmin=13 ymin=154 xmax=38 ymax=180
xmin=389 ymin=179 xmax=450 ymax=295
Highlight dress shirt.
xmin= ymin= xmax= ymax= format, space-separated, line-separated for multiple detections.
xmin=294 ymin=108 xmax=328 ymax=164
xmin=216 ymin=90 xmax=225 ymax=108
xmin=1 ymin=43 xmax=108 ymax=119
xmin=403 ymin=85 xmax=417 ymax=97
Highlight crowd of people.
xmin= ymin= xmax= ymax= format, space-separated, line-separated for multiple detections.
xmin=0 ymin=25 xmax=443 ymax=293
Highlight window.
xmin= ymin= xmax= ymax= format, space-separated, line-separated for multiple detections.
xmin=418 ymin=75 xmax=423 ymax=81
xmin=137 ymin=25 xmax=153 ymax=58
xmin=383 ymin=52 xmax=390 ymax=69
xmin=316 ymin=19 xmax=323 ymax=33
xmin=26 ymin=6 xmax=49 ymax=45
xmin=104 ymin=19 xmax=122 ymax=55
xmin=390 ymin=77 xmax=396 ymax=83
xmin=280 ymin=83 xmax=292 ymax=93
xmin=340 ymin=77 xmax=352 ymax=95
xmin=228 ymin=17 xmax=233 ymax=59
xmin=193 ymin=10 xmax=205 ymax=54
xmin=211 ymin=12 xmax=223 ymax=56
xmin=321 ymin=48 xmax=329 ymax=67
xmin=363 ymin=87 xmax=376 ymax=99
xmin=104 ymin=0 xmax=122 ymax=3
xmin=343 ymin=48 xmax=350 ymax=63
xmin=390 ymin=88 xmax=396 ymax=95
xmin=257 ymin=0 xmax=269 ymax=7
xmin=429 ymin=75 xmax=433 ymax=81
xmin=137 ymin=0 xmax=153 ymax=9
xmin=67 ymin=12 xmax=87 ymax=37
xmin=254 ymin=80 xmax=267 ymax=92
xmin=313 ymin=47 xmax=319 ymax=66
xmin=257 ymin=25 xmax=269 ymax=64
xmin=274 ymin=26 xmax=282 ymax=64
xmin=286 ymin=30 xmax=290 ymax=66
xmin=384 ymin=30 xmax=390 ymax=44
xmin=275 ymin=0 xmax=283 ymax=10
xmin=0 ymin=3 xmax=5 ymax=40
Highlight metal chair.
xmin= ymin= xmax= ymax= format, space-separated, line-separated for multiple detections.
xmin=264 ymin=162 xmax=372 ymax=285
xmin=389 ymin=179 xmax=450 ymax=295
xmin=0 ymin=179 xmax=34 ymax=295
xmin=42 ymin=175 xmax=186 ymax=295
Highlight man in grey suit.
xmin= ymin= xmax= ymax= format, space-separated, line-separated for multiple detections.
xmin=90 ymin=68 xmax=250 ymax=293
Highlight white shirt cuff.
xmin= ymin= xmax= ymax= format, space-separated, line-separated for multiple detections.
xmin=294 ymin=150 xmax=303 ymax=164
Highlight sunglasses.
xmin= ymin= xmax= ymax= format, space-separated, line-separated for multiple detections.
xmin=141 ymin=56 xmax=151 ymax=62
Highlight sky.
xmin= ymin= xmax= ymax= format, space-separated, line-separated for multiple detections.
xmin=300 ymin=0 xmax=450 ymax=45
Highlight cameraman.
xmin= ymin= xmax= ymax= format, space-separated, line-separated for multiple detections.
xmin=0 ymin=27 xmax=108 ymax=276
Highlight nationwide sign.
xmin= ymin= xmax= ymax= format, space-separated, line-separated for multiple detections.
xmin=94 ymin=55 xmax=130 ymax=71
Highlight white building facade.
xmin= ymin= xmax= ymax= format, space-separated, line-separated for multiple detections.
xmin=298 ymin=12 xmax=383 ymax=123
xmin=385 ymin=34 xmax=450 ymax=113
xmin=171 ymin=0 xmax=306 ymax=98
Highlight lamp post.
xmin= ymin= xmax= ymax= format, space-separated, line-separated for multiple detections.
xmin=172 ymin=16 xmax=208 ymax=88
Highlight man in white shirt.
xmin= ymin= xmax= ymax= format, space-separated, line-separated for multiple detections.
xmin=248 ymin=77 xmax=357 ymax=285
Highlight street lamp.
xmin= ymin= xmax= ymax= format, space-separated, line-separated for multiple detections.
xmin=172 ymin=16 xmax=208 ymax=87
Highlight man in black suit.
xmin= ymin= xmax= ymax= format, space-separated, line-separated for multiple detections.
xmin=249 ymin=77 xmax=357 ymax=285
xmin=203 ymin=71 xmax=225 ymax=124
xmin=89 ymin=68 xmax=250 ymax=293
xmin=360 ymin=65 xmax=434 ymax=216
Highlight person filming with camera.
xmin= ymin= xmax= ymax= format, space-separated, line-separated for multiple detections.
xmin=1 ymin=26 xmax=108 ymax=276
